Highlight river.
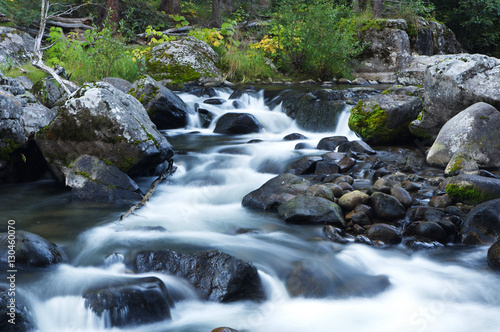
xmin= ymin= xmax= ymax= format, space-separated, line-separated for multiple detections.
xmin=2 ymin=86 xmax=500 ymax=332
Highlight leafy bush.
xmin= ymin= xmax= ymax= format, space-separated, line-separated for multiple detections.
xmin=45 ymin=20 xmax=140 ymax=84
xmin=257 ymin=0 xmax=362 ymax=79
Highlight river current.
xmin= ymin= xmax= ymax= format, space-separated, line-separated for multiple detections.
xmin=2 ymin=87 xmax=500 ymax=332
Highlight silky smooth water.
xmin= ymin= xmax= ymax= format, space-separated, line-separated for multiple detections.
xmin=4 ymin=87 xmax=500 ymax=332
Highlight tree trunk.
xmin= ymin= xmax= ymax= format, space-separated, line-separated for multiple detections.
xmin=222 ymin=0 xmax=234 ymax=13
xmin=159 ymin=0 xmax=182 ymax=15
xmin=373 ymin=0 xmax=384 ymax=17
xmin=106 ymin=0 xmax=120 ymax=24
xmin=211 ymin=0 xmax=222 ymax=27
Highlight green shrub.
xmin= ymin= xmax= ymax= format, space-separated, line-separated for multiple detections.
xmin=45 ymin=19 xmax=140 ymax=84
xmin=260 ymin=0 xmax=362 ymax=79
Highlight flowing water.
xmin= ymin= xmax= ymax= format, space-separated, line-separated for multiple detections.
xmin=3 ymin=87 xmax=500 ymax=332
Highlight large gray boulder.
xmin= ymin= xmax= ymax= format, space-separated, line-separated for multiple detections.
xmin=427 ymin=102 xmax=500 ymax=168
xmin=348 ymin=93 xmax=422 ymax=144
xmin=66 ymin=155 xmax=143 ymax=203
xmin=36 ymin=82 xmax=174 ymax=182
xmin=0 ymin=27 xmax=34 ymax=65
xmin=146 ymin=36 xmax=222 ymax=83
xmin=130 ymin=75 xmax=193 ymax=129
xmin=32 ymin=79 xmax=62 ymax=109
xmin=242 ymin=173 xmax=311 ymax=211
xmin=135 ymin=250 xmax=264 ymax=302
xmin=461 ymin=199 xmax=500 ymax=244
xmin=410 ymin=54 xmax=500 ymax=138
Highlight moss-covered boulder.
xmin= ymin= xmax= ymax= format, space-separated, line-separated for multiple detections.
xmin=0 ymin=27 xmax=34 ymax=65
xmin=0 ymin=90 xmax=26 ymax=161
xmin=427 ymin=102 xmax=500 ymax=168
xmin=348 ymin=93 xmax=422 ymax=144
xmin=445 ymin=174 xmax=500 ymax=205
xmin=146 ymin=36 xmax=222 ymax=84
xmin=129 ymin=75 xmax=193 ymax=129
xmin=36 ymin=82 xmax=174 ymax=182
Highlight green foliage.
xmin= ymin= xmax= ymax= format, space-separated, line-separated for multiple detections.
xmin=1 ymin=63 xmax=47 ymax=85
xmin=383 ymin=0 xmax=435 ymax=20
xmin=45 ymin=19 xmax=140 ymax=84
xmin=189 ymin=19 xmax=238 ymax=49
xmin=259 ymin=0 xmax=362 ymax=79
xmin=431 ymin=0 xmax=500 ymax=56
xmin=119 ymin=0 xmax=169 ymax=37
xmin=219 ymin=46 xmax=277 ymax=83
xmin=0 ymin=0 xmax=40 ymax=30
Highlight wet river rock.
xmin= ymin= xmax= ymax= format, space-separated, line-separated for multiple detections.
xmin=278 ymin=196 xmax=345 ymax=228
xmin=0 ymin=286 xmax=35 ymax=332
xmin=242 ymin=173 xmax=310 ymax=211
xmin=487 ymin=240 xmax=500 ymax=270
xmin=461 ymin=198 xmax=500 ymax=244
xmin=214 ymin=112 xmax=263 ymax=135
xmin=135 ymin=250 xmax=265 ymax=302
xmin=0 ymin=230 xmax=63 ymax=267
xmin=83 ymin=277 xmax=173 ymax=327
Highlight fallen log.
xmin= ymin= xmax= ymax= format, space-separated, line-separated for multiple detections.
xmin=120 ymin=159 xmax=177 ymax=220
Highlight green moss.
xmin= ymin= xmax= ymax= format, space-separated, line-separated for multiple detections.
xmin=446 ymin=157 xmax=464 ymax=175
xmin=74 ymin=171 xmax=91 ymax=179
xmin=361 ymin=19 xmax=387 ymax=32
xmin=348 ymin=101 xmax=390 ymax=142
xmin=0 ymin=139 xmax=21 ymax=160
xmin=445 ymin=183 xmax=494 ymax=205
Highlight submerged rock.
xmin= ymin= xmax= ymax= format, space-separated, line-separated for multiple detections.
xmin=0 ymin=286 xmax=35 ymax=332
xmin=0 ymin=230 xmax=63 ymax=267
xmin=135 ymin=250 xmax=264 ymax=302
xmin=427 ymin=102 xmax=500 ymax=168
xmin=84 ymin=277 xmax=173 ymax=327
xmin=214 ymin=112 xmax=263 ymax=135
xmin=461 ymin=198 xmax=500 ymax=244
xmin=36 ymin=82 xmax=174 ymax=182
xmin=65 ymin=155 xmax=143 ymax=203
xmin=286 ymin=262 xmax=390 ymax=298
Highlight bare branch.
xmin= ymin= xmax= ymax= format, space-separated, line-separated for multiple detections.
xmin=32 ymin=0 xmax=79 ymax=96
xmin=47 ymin=2 xmax=93 ymax=20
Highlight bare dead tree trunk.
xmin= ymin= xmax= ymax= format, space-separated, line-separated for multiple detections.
xmin=159 ymin=0 xmax=181 ymax=15
xmin=32 ymin=0 xmax=82 ymax=95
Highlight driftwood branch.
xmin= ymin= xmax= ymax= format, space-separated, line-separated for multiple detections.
xmin=120 ymin=160 xmax=177 ymax=220
xmin=31 ymin=0 xmax=80 ymax=95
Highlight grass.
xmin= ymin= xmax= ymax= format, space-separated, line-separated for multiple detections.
xmin=1 ymin=63 xmax=47 ymax=84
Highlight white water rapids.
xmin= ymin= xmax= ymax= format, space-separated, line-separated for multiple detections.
xmin=9 ymin=87 xmax=500 ymax=332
